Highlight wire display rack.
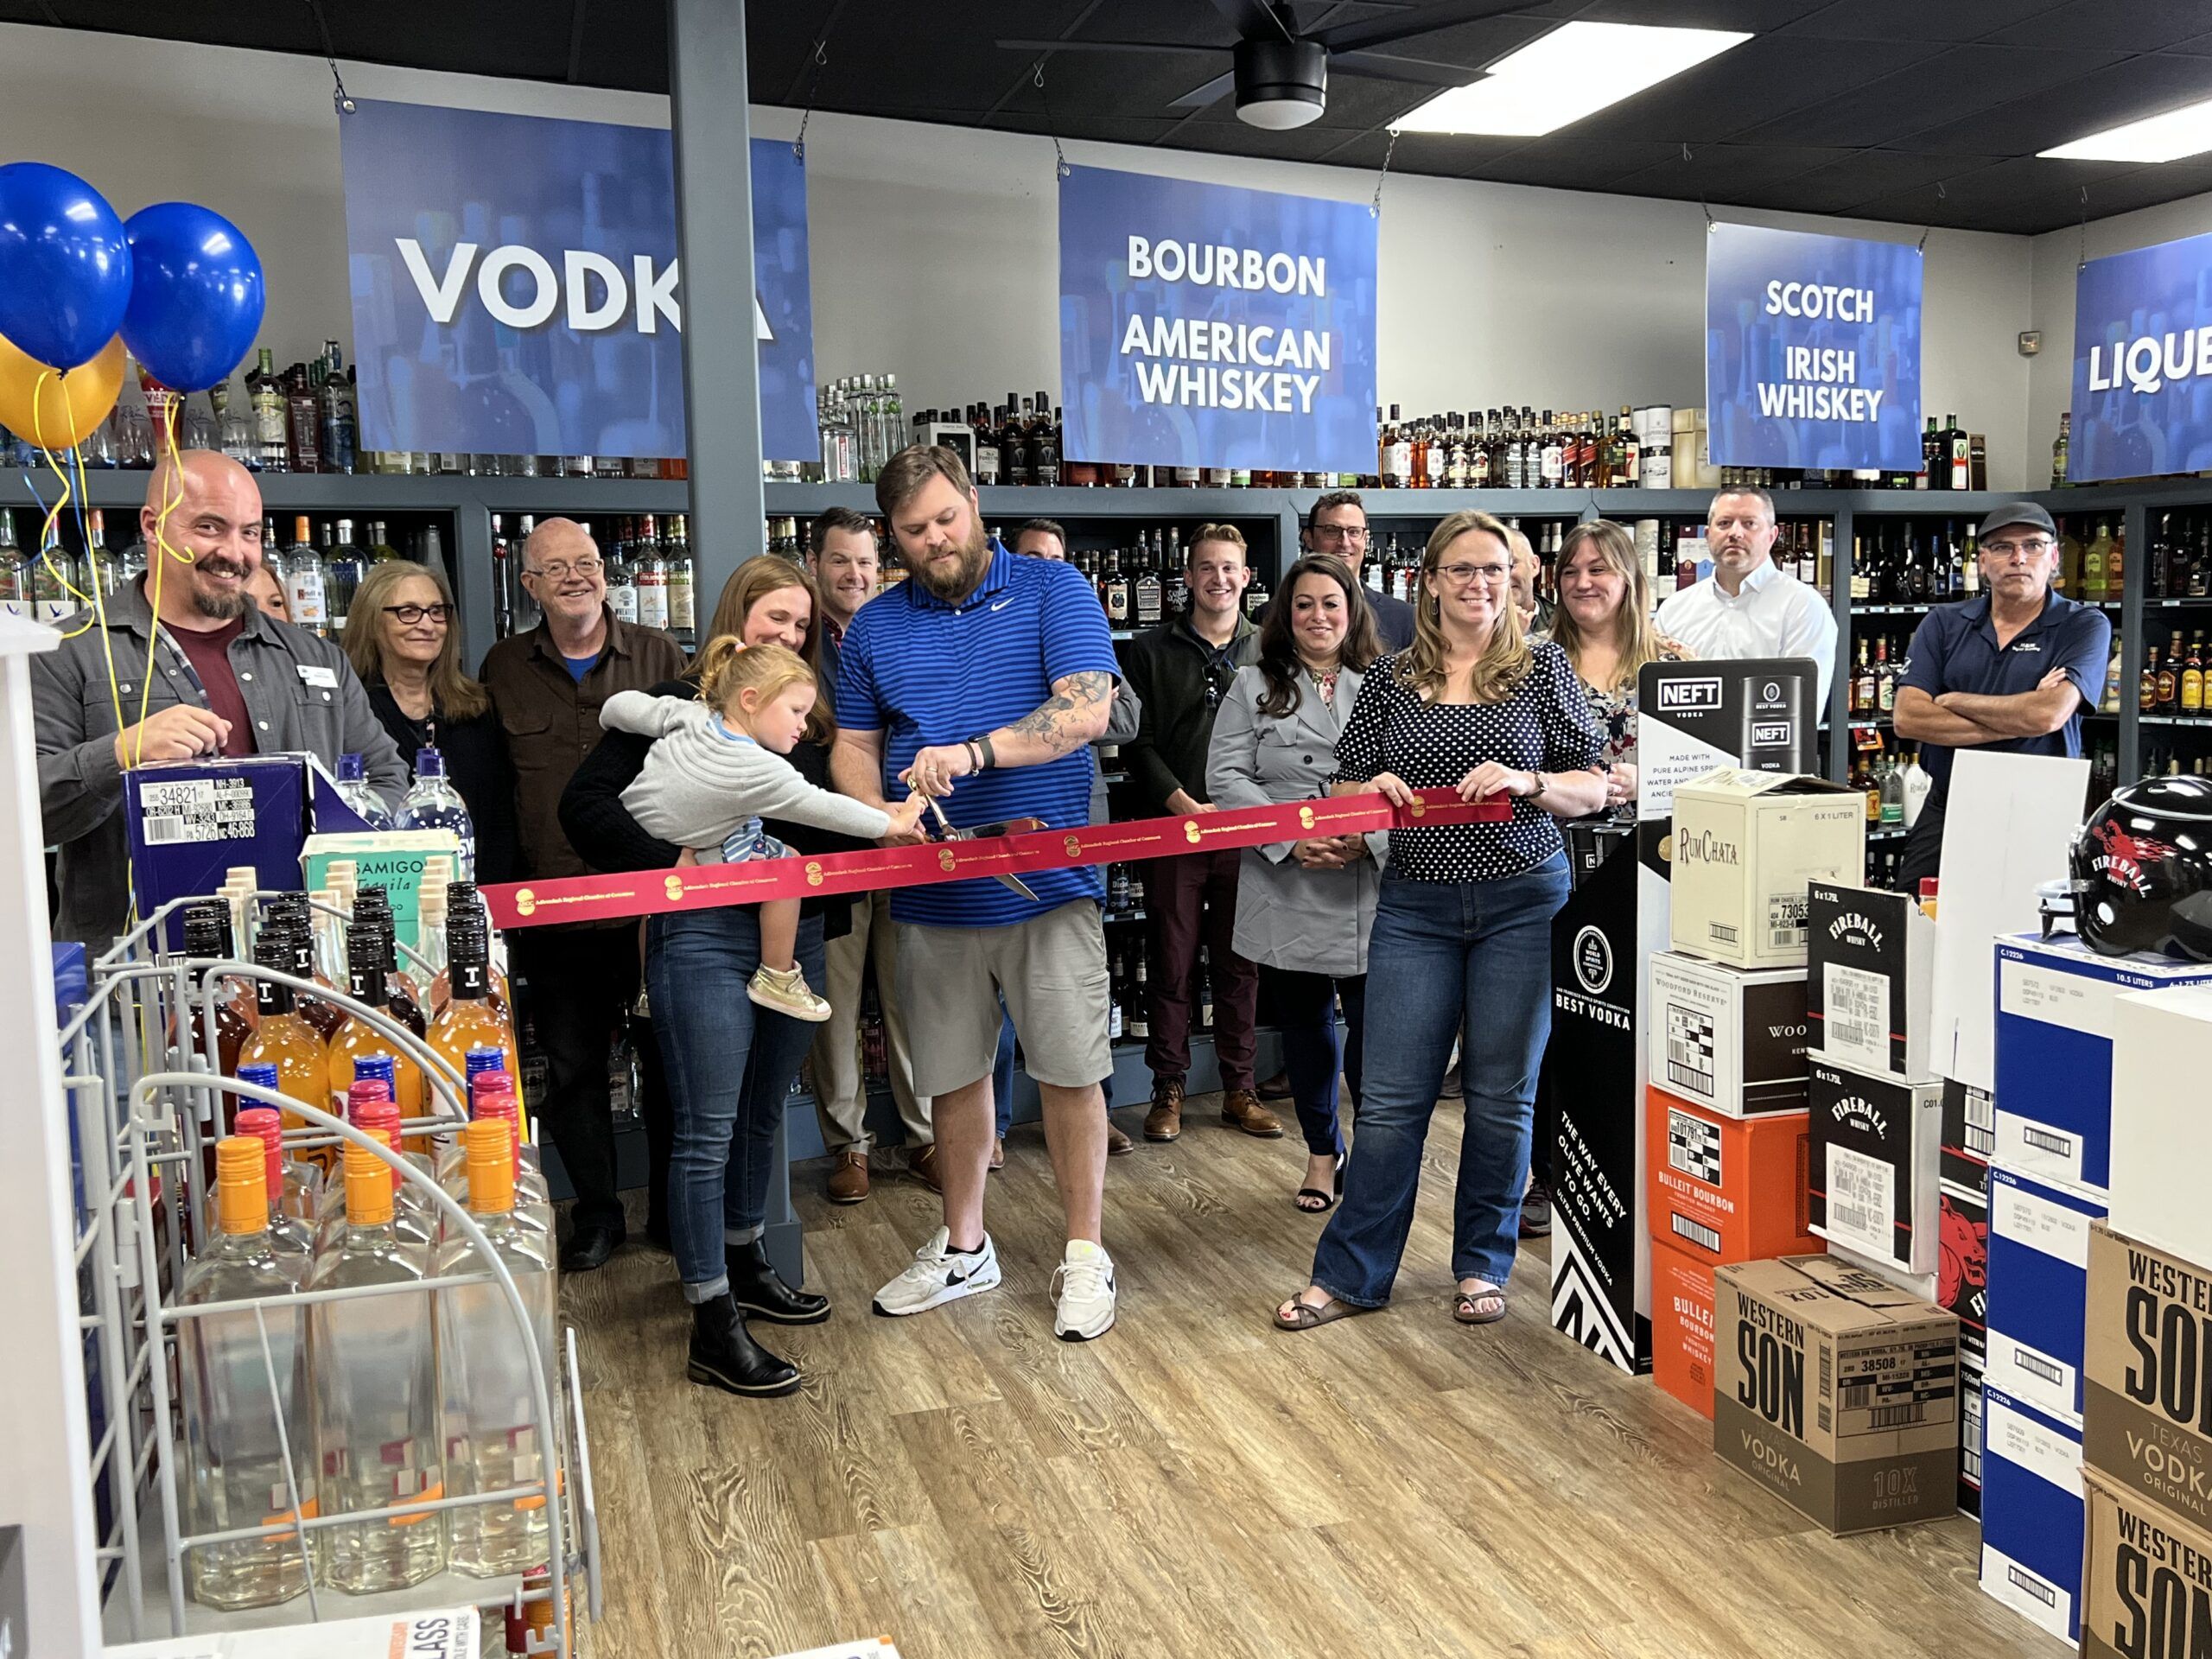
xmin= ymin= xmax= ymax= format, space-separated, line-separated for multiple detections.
xmin=60 ymin=894 xmax=601 ymax=1654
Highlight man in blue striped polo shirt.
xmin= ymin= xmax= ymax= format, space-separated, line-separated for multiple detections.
xmin=832 ymin=445 xmax=1123 ymax=1340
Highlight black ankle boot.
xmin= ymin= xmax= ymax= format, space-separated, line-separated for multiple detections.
xmin=726 ymin=1237 xmax=831 ymax=1325
xmin=687 ymin=1294 xmax=799 ymax=1397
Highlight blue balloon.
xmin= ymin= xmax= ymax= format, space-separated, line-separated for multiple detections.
xmin=0 ymin=162 xmax=133 ymax=372
xmin=120 ymin=202 xmax=266 ymax=394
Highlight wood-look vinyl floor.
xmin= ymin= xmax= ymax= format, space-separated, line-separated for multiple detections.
xmin=563 ymin=1095 xmax=2060 ymax=1659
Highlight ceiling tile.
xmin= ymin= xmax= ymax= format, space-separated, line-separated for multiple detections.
xmin=1893 ymin=51 xmax=2212 ymax=156
xmin=1754 ymin=150 xmax=2006 ymax=215
xmin=1852 ymin=153 xmax=2143 ymax=233
xmin=1733 ymin=42 xmax=2126 ymax=148
xmin=1457 ymin=138 xmax=1693 ymax=190
xmin=1986 ymin=0 xmax=2212 ymax=53
xmin=1611 ymin=143 xmax=1853 ymax=199
xmin=1781 ymin=0 xmax=2066 ymax=42
xmin=1564 ymin=35 xmax=1949 ymax=144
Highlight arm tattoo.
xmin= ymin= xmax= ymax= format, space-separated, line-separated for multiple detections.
xmin=1006 ymin=671 xmax=1114 ymax=757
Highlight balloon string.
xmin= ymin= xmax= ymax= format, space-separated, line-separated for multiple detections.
xmin=27 ymin=371 xmax=105 ymax=632
xmin=136 ymin=403 xmax=189 ymax=770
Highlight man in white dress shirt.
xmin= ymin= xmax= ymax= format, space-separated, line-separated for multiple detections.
xmin=1656 ymin=486 xmax=1837 ymax=707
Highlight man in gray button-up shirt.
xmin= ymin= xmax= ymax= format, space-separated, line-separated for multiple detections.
xmin=32 ymin=452 xmax=406 ymax=948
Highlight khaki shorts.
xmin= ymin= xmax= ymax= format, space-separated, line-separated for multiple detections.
xmin=894 ymin=900 xmax=1111 ymax=1096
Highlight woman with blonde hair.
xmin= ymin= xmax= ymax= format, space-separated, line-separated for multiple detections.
xmin=1275 ymin=510 xmax=1605 ymax=1332
xmin=344 ymin=557 xmax=516 ymax=881
xmin=1543 ymin=518 xmax=1689 ymax=811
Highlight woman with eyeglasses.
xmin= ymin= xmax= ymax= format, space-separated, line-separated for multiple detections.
xmin=1544 ymin=518 xmax=1691 ymax=815
xmin=343 ymin=558 xmax=518 ymax=882
xmin=1274 ymin=509 xmax=1605 ymax=1334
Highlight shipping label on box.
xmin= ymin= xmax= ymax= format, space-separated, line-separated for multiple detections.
xmin=1985 ymin=1165 xmax=2106 ymax=1426
xmin=1647 ymin=950 xmax=1810 ymax=1117
xmin=1939 ymin=1151 xmax=1991 ymax=1366
xmin=124 ymin=754 xmax=309 ymax=949
xmin=2084 ymin=1221 xmax=2212 ymax=1533
xmin=2081 ymin=1473 xmax=2212 ymax=1659
xmin=1645 ymin=1085 xmax=1815 ymax=1263
xmin=1961 ymin=1357 xmax=1985 ymax=1517
xmin=1670 ymin=768 xmax=1867 ymax=969
xmin=1808 ymin=1056 xmax=1943 ymax=1274
xmin=1980 ymin=1384 xmax=2086 ymax=1643
xmin=1713 ymin=1255 xmax=1959 ymax=1534
xmin=2111 ymin=985 xmax=2212 ymax=1273
xmin=1808 ymin=880 xmax=1939 ymax=1082
xmin=1941 ymin=1075 xmax=1995 ymax=1162
xmin=1995 ymin=933 xmax=2212 ymax=1192
xmin=1651 ymin=1236 xmax=1719 ymax=1421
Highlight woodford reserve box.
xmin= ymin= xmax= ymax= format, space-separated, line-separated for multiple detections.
xmin=1713 ymin=1255 xmax=1960 ymax=1533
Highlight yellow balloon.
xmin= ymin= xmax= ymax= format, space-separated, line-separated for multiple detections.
xmin=0 ymin=330 xmax=125 ymax=452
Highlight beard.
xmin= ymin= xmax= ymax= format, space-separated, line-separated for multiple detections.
xmin=190 ymin=559 xmax=251 ymax=621
xmin=908 ymin=516 xmax=992 ymax=601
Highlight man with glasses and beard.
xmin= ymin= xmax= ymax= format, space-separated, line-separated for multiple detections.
xmin=33 ymin=451 xmax=405 ymax=949
xmin=831 ymin=445 xmax=1124 ymax=1341
xmin=1301 ymin=492 xmax=1414 ymax=650
xmin=1893 ymin=503 xmax=2109 ymax=888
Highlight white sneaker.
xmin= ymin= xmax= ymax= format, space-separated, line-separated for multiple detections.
xmin=1051 ymin=1239 xmax=1116 ymax=1342
xmin=871 ymin=1226 xmax=1001 ymax=1317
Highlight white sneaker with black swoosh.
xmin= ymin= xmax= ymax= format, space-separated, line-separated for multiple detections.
xmin=871 ymin=1226 xmax=1001 ymax=1317
xmin=1051 ymin=1239 xmax=1116 ymax=1341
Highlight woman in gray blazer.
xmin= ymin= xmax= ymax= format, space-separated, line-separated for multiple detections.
xmin=1207 ymin=554 xmax=1385 ymax=1212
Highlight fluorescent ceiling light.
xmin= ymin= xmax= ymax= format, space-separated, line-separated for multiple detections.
xmin=1390 ymin=22 xmax=1751 ymax=137
xmin=2040 ymin=97 xmax=2212 ymax=163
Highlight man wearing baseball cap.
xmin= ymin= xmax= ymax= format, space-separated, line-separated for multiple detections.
xmin=1892 ymin=502 xmax=2111 ymax=887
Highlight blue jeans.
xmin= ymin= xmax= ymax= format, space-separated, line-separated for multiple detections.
xmin=1264 ymin=966 xmax=1365 ymax=1159
xmin=647 ymin=906 xmax=826 ymax=1302
xmin=1310 ymin=855 xmax=1570 ymax=1306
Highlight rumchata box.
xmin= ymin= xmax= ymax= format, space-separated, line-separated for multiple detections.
xmin=1646 ymin=950 xmax=1809 ymax=1118
xmin=1713 ymin=1255 xmax=1959 ymax=1534
xmin=1808 ymin=1056 xmax=1943 ymax=1274
xmin=2080 ymin=1473 xmax=2212 ymax=1659
xmin=1806 ymin=880 xmax=1938 ymax=1082
xmin=2084 ymin=1221 xmax=2212 ymax=1534
xmin=1669 ymin=769 xmax=1866 ymax=969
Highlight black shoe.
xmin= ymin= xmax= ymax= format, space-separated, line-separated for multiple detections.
xmin=1519 ymin=1179 xmax=1553 ymax=1239
xmin=726 ymin=1237 xmax=831 ymax=1325
xmin=1258 ymin=1069 xmax=1293 ymax=1102
xmin=686 ymin=1294 xmax=800 ymax=1397
xmin=558 ymin=1220 xmax=625 ymax=1273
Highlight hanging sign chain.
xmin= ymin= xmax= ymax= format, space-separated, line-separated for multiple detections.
xmin=794 ymin=35 xmax=829 ymax=161
xmin=304 ymin=0 xmax=355 ymax=114
xmin=1035 ymin=60 xmax=1071 ymax=179
xmin=1370 ymin=129 xmax=1402 ymax=219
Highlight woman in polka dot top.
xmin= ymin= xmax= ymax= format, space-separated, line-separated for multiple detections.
xmin=1276 ymin=509 xmax=1605 ymax=1333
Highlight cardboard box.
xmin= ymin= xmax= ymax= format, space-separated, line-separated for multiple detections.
xmin=1670 ymin=769 xmax=1867 ymax=969
xmin=1961 ymin=1357 xmax=1985 ymax=1517
xmin=1941 ymin=1075 xmax=1995 ymax=1162
xmin=1985 ymin=1164 xmax=2107 ymax=1425
xmin=1646 ymin=951 xmax=1810 ymax=1117
xmin=2081 ymin=1473 xmax=2212 ymax=1659
xmin=111 ymin=1610 xmax=478 ymax=1657
xmin=2111 ymin=985 xmax=2212 ymax=1271
xmin=1824 ymin=1236 xmax=1938 ymax=1304
xmin=125 ymin=754 xmax=310 ymax=950
xmin=1651 ymin=1236 xmax=1719 ymax=1421
xmin=1644 ymin=1085 xmax=1815 ymax=1263
xmin=1712 ymin=1255 xmax=1960 ymax=1533
xmin=1994 ymin=933 xmax=2212 ymax=1193
xmin=1980 ymin=1383 xmax=2086 ymax=1643
xmin=300 ymin=830 xmax=463 ymax=955
xmin=1808 ymin=1055 xmax=1943 ymax=1274
xmin=1806 ymin=880 xmax=1939 ymax=1082
xmin=2084 ymin=1221 xmax=2212 ymax=1533
xmin=1939 ymin=1149 xmax=1991 ymax=1366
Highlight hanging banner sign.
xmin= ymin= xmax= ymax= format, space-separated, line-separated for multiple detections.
xmin=1058 ymin=164 xmax=1376 ymax=477
xmin=1706 ymin=222 xmax=1921 ymax=474
xmin=2067 ymin=229 xmax=2212 ymax=483
xmin=340 ymin=101 xmax=817 ymax=462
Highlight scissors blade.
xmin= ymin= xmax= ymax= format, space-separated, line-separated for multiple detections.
xmin=925 ymin=798 xmax=1042 ymax=901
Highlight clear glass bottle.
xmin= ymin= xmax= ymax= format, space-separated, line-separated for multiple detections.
xmin=230 ymin=1098 xmax=320 ymax=1268
xmin=308 ymin=1137 xmax=445 ymax=1592
xmin=277 ymin=515 xmax=325 ymax=634
xmin=397 ymin=747 xmax=476 ymax=879
xmin=323 ymin=518 xmax=365 ymax=635
xmin=666 ymin=517 xmax=695 ymax=634
xmin=317 ymin=341 xmax=358 ymax=474
xmin=249 ymin=347 xmax=289 ymax=473
xmin=438 ymin=1116 xmax=559 ymax=1577
xmin=632 ymin=515 xmax=669 ymax=630
xmin=179 ymin=1136 xmax=313 ymax=1610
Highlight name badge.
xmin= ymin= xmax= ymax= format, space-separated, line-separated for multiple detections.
xmin=296 ymin=663 xmax=339 ymax=689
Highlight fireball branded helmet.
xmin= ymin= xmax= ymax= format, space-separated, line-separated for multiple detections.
xmin=2070 ymin=774 xmax=2212 ymax=962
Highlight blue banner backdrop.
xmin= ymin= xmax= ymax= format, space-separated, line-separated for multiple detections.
xmin=1058 ymin=165 xmax=1376 ymax=477
xmin=1706 ymin=223 xmax=1921 ymax=474
xmin=340 ymin=101 xmax=817 ymax=462
xmin=2068 ymin=229 xmax=2212 ymax=484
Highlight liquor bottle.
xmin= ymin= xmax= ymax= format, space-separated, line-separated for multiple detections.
xmin=429 ymin=907 xmax=521 ymax=1097
xmin=1878 ymin=753 xmax=1904 ymax=826
xmin=2183 ymin=632 xmax=2206 ymax=716
xmin=1539 ymin=411 xmax=1565 ymax=489
xmin=317 ymin=345 xmax=358 ymax=474
xmin=1858 ymin=757 xmax=1880 ymax=823
xmin=249 ymin=348 xmax=289 ymax=473
xmin=230 ymin=1098 xmax=320 ymax=1268
xmin=1901 ymin=746 xmax=1931 ymax=828
xmin=629 ymin=516 xmax=668 ymax=630
xmin=280 ymin=899 xmax=350 ymax=1045
xmin=876 ymin=374 xmax=903 ymax=473
xmin=2052 ymin=411 xmax=2071 ymax=488
xmin=2109 ymin=518 xmax=2126 ymax=601
xmin=1852 ymin=639 xmax=1875 ymax=716
xmin=176 ymin=900 xmax=257 ymax=1073
xmin=283 ymin=363 xmax=321 ymax=474
xmin=1876 ymin=635 xmax=1897 ymax=715
xmin=2141 ymin=645 xmax=2160 ymax=715
xmin=603 ymin=530 xmax=638 ymax=624
xmin=665 ymin=516 xmax=696 ymax=634
xmin=1385 ymin=404 xmax=1412 ymax=488
xmin=1103 ymin=550 xmax=1130 ymax=625
xmin=437 ymin=1116 xmax=558 ymax=1578
xmin=1243 ymin=567 xmax=1270 ymax=619
xmin=1033 ymin=393 xmax=1062 ymax=487
xmin=2085 ymin=519 xmax=2112 ymax=603
xmin=1134 ymin=543 xmax=1163 ymax=626
xmin=327 ymin=922 xmax=427 ymax=1122
xmin=1948 ymin=414 xmax=1970 ymax=492
xmin=330 ymin=752 xmax=392 ymax=832
xmin=1128 ymin=954 xmax=1150 ymax=1040
xmin=270 ymin=515 xmax=322 ymax=634
xmin=1918 ymin=417 xmax=1939 ymax=490
xmin=1003 ymin=397 xmax=1033 ymax=487
xmin=397 ymin=748 xmax=476 ymax=879
xmin=1469 ymin=412 xmax=1493 ymax=488
xmin=179 ymin=1136 xmax=313 ymax=1610
xmin=236 ymin=932 xmax=331 ymax=1131
xmin=323 ymin=518 xmax=365 ymax=634
xmin=2160 ymin=632 xmax=2184 ymax=714
xmin=972 ymin=404 xmax=1001 ymax=487
xmin=30 ymin=530 xmax=78 ymax=623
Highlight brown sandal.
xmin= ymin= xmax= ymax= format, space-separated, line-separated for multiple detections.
xmin=1274 ymin=1292 xmax=1367 ymax=1332
xmin=1452 ymin=1284 xmax=1507 ymax=1325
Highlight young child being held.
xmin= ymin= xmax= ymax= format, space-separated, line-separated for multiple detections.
xmin=601 ymin=639 xmax=925 ymax=1021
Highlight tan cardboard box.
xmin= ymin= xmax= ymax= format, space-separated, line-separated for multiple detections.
xmin=2085 ymin=1220 xmax=2212 ymax=1533
xmin=2081 ymin=1471 xmax=2212 ymax=1659
xmin=1670 ymin=769 xmax=1866 ymax=969
xmin=1713 ymin=1254 xmax=1959 ymax=1532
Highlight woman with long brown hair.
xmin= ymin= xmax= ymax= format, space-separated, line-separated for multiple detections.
xmin=1542 ymin=518 xmax=1689 ymax=811
xmin=344 ymin=557 xmax=517 ymax=882
xmin=1275 ymin=510 xmax=1606 ymax=1332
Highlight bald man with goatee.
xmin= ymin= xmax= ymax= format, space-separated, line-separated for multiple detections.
xmin=32 ymin=451 xmax=407 ymax=948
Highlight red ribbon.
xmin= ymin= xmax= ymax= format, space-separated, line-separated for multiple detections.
xmin=481 ymin=786 xmax=1510 ymax=929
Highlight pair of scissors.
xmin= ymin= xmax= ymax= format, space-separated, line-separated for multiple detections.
xmin=922 ymin=797 xmax=1044 ymax=902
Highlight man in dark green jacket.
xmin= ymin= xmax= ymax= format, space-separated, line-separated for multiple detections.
xmin=1118 ymin=524 xmax=1278 ymax=1144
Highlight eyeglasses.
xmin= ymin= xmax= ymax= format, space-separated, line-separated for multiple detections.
xmin=1311 ymin=524 xmax=1369 ymax=544
xmin=1981 ymin=537 xmax=2055 ymax=561
xmin=524 ymin=556 xmax=603 ymax=582
xmin=1432 ymin=562 xmax=1511 ymax=587
xmin=382 ymin=603 xmax=453 ymax=625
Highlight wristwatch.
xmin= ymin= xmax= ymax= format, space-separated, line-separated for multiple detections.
xmin=1526 ymin=770 xmax=1548 ymax=802
xmin=967 ymin=734 xmax=997 ymax=772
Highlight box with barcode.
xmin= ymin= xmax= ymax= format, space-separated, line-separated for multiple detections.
xmin=2110 ymin=984 xmax=2212 ymax=1272
xmin=1713 ymin=1254 xmax=1959 ymax=1534
xmin=1652 ymin=1236 xmax=1719 ymax=1421
xmin=1960 ymin=1356 xmax=1985 ymax=1517
xmin=2083 ymin=1220 xmax=2212 ymax=1534
xmin=1941 ymin=1075 xmax=1994 ymax=1163
xmin=124 ymin=754 xmax=309 ymax=950
xmin=2082 ymin=1474 xmax=2212 ymax=1659
xmin=1938 ymin=1147 xmax=1990 ymax=1367
xmin=1644 ymin=1084 xmax=1815 ymax=1264
xmin=1669 ymin=769 xmax=1866 ymax=969
xmin=1985 ymin=1165 xmax=2106 ymax=1426
xmin=1980 ymin=1384 xmax=2086 ymax=1643
xmin=1993 ymin=932 xmax=2212 ymax=1194
xmin=1807 ymin=880 xmax=1938 ymax=1082
xmin=1808 ymin=1055 xmax=1942 ymax=1274
xmin=1646 ymin=951 xmax=1810 ymax=1118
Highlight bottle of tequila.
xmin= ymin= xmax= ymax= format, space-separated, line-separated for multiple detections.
xmin=429 ymin=907 xmax=521 ymax=1106
xmin=438 ymin=1116 xmax=559 ymax=1577
xmin=179 ymin=1136 xmax=313 ymax=1610
xmin=231 ymin=1098 xmax=321 ymax=1268
xmin=309 ymin=1137 xmax=445 ymax=1592
xmin=236 ymin=931 xmax=331 ymax=1131
xmin=327 ymin=925 xmax=427 ymax=1122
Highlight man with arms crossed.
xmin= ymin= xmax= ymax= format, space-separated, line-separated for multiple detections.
xmin=834 ymin=447 xmax=1122 ymax=1340
xmin=1657 ymin=486 xmax=1836 ymax=707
